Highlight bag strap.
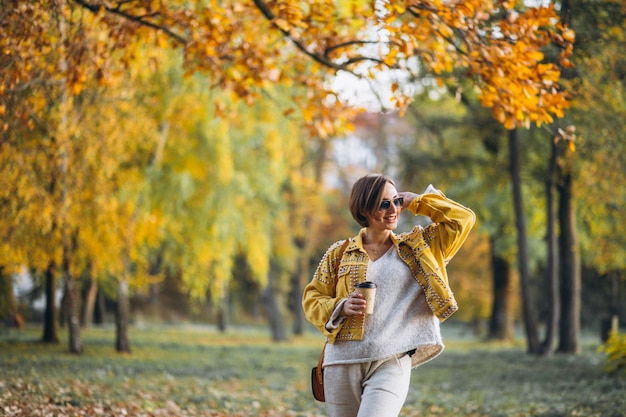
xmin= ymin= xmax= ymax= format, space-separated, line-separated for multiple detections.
xmin=316 ymin=238 xmax=350 ymax=383
xmin=314 ymin=343 xmax=326 ymax=383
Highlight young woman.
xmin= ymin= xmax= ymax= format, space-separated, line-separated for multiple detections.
xmin=303 ymin=174 xmax=476 ymax=417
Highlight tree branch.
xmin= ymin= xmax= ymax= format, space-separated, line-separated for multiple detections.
xmin=71 ymin=0 xmax=187 ymax=44
xmin=72 ymin=0 xmax=388 ymax=76
xmin=251 ymin=0 xmax=384 ymax=74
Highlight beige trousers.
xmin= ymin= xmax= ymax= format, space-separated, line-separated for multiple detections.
xmin=323 ymin=353 xmax=413 ymax=417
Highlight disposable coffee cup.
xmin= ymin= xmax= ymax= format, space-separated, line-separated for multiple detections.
xmin=355 ymin=282 xmax=377 ymax=314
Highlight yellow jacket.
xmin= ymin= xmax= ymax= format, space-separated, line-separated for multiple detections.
xmin=302 ymin=191 xmax=476 ymax=343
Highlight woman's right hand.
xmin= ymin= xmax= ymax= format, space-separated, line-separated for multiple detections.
xmin=342 ymin=293 xmax=366 ymax=316
xmin=398 ymin=191 xmax=419 ymax=208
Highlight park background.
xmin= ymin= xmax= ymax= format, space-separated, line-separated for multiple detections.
xmin=1 ymin=1 xmax=625 ymax=416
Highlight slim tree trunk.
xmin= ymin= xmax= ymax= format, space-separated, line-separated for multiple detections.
xmin=148 ymin=283 xmax=159 ymax=319
xmin=217 ymin=286 xmax=230 ymax=333
xmin=147 ymin=251 xmax=163 ymax=319
xmin=1 ymin=267 xmax=21 ymax=329
xmin=42 ymin=261 xmax=59 ymax=343
xmin=116 ymin=278 xmax=131 ymax=353
xmin=63 ymin=242 xmax=82 ymax=354
xmin=82 ymin=276 xmax=98 ymax=328
xmin=56 ymin=0 xmax=81 ymax=354
xmin=556 ymin=170 xmax=580 ymax=354
xmin=94 ymin=289 xmax=105 ymax=325
xmin=508 ymin=129 xmax=540 ymax=353
xmin=608 ymin=270 xmax=620 ymax=337
xmin=262 ymin=262 xmax=287 ymax=342
xmin=58 ymin=288 xmax=68 ymax=328
xmin=65 ymin=277 xmax=83 ymax=353
xmin=487 ymin=236 xmax=514 ymax=341
xmin=540 ymin=137 xmax=560 ymax=355
xmin=291 ymin=249 xmax=306 ymax=335
xmin=554 ymin=0 xmax=579 ymax=357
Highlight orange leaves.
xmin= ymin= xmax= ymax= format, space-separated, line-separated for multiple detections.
xmin=0 ymin=2 xmax=137 ymax=136
xmin=123 ymin=2 xmax=570 ymax=131
xmin=371 ymin=0 xmax=574 ymax=128
xmin=562 ymin=28 xmax=576 ymax=44
xmin=383 ymin=48 xmax=399 ymax=67
xmin=272 ymin=1 xmax=309 ymax=32
xmin=2 ymin=0 xmax=575 ymax=141
xmin=389 ymin=3 xmax=407 ymax=14
xmin=452 ymin=2 xmax=572 ymax=129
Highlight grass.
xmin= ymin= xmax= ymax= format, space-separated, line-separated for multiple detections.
xmin=0 ymin=324 xmax=624 ymax=417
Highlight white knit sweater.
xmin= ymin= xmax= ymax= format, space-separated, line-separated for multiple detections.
xmin=324 ymin=247 xmax=444 ymax=369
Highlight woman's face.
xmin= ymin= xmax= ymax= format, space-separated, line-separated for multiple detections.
xmin=365 ymin=181 xmax=401 ymax=231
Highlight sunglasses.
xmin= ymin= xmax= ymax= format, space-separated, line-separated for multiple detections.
xmin=379 ymin=197 xmax=404 ymax=211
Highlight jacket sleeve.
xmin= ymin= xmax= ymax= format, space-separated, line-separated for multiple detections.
xmin=301 ymin=241 xmax=346 ymax=340
xmin=407 ymin=187 xmax=476 ymax=262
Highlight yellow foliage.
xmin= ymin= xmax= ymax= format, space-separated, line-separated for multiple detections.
xmin=0 ymin=0 xmax=577 ymax=307
xmin=600 ymin=330 xmax=626 ymax=376
xmin=243 ymin=220 xmax=270 ymax=286
xmin=562 ymin=28 xmax=576 ymax=43
xmin=215 ymin=121 xmax=235 ymax=184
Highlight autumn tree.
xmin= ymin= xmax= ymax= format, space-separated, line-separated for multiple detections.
xmin=562 ymin=0 xmax=626 ymax=337
xmin=517 ymin=0 xmax=625 ymax=355
xmin=2 ymin=0 xmax=575 ymax=350
xmin=0 ymin=5 xmax=164 ymax=352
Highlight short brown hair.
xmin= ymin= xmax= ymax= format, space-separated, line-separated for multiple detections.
xmin=349 ymin=174 xmax=395 ymax=227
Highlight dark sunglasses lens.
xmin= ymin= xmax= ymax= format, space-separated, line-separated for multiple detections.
xmin=379 ymin=198 xmax=404 ymax=211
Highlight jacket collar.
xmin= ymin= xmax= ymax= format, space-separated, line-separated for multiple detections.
xmin=348 ymin=228 xmax=402 ymax=254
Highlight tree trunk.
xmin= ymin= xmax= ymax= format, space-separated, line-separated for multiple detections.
xmin=0 ymin=268 xmax=11 ymax=312
xmin=65 ymin=278 xmax=83 ymax=353
xmin=556 ymin=170 xmax=580 ymax=354
xmin=94 ymin=289 xmax=105 ymax=325
xmin=1 ymin=267 xmax=22 ymax=330
xmin=58 ymin=287 xmax=68 ymax=328
xmin=217 ymin=287 xmax=230 ymax=333
xmin=487 ymin=236 xmax=514 ymax=341
xmin=147 ymin=252 xmax=162 ymax=319
xmin=262 ymin=262 xmax=287 ymax=342
xmin=291 ymin=254 xmax=306 ymax=335
xmin=148 ymin=283 xmax=159 ymax=319
xmin=63 ymin=243 xmax=82 ymax=354
xmin=57 ymin=0 xmax=77 ymax=352
xmin=540 ymin=137 xmax=560 ymax=355
xmin=82 ymin=276 xmax=98 ymax=328
xmin=508 ymin=129 xmax=540 ymax=353
xmin=115 ymin=278 xmax=131 ymax=353
xmin=554 ymin=0 xmax=579 ymax=357
xmin=42 ymin=261 xmax=59 ymax=343
xmin=609 ymin=270 xmax=620 ymax=336
xmin=601 ymin=270 xmax=621 ymax=342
